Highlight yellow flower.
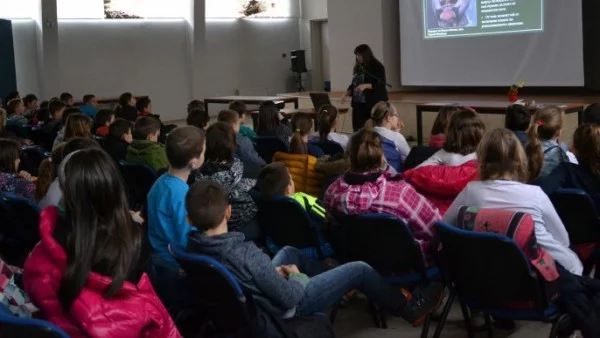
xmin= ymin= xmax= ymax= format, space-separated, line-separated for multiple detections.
xmin=518 ymin=80 xmax=525 ymax=88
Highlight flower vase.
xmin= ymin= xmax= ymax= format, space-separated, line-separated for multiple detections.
xmin=508 ymin=91 xmax=518 ymax=103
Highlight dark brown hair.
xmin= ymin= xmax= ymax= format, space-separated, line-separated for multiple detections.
xmin=505 ymin=104 xmax=532 ymax=132
xmin=95 ymin=109 xmax=114 ymax=127
xmin=289 ymin=113 xmax=313 ymax=155
xmin=257 ymin=101 xmax=279 ymax=136
xmin=205 ymin=122 xmax=236 ymax=163
xmin=36 ymin=144 xmax=66 ymax=202
xmin=6 ymin=99 xmax=23 ymax=116
xmin=431 ymin=106 xmax=461 ymax=135
xmin=0 ymin=139 xmax=21 ymax=172
xmin=187 ymin=108 xmax=210 ymax=130
xmin=353 ymin=44 xmax=382 ymax=74
xmin=318 ymin=105 xmax=339 ymax=142
xmin=257 ymin=162 xmax=291 ymax=198
xmin=109 ymin=118 xmax=133 ymax=140
xmin=187 ymin=100 xmax=205 ymax=114
xmin=186 ymin=180 xmax=229 ymax=231
xmin=229 ymin=101 xmax=247 ymax=117
xmin=443 ymin=108 xmax=485 ymax=155
xmin=477 ymin=128 xmax=529 ymax=183
xmin=348 ymin=129 xmax=384 ymax=172
xmin=64 ymin=113 xmax=93 ymax=142
xmin=573 ymin=124 xmax=600 ymax=179
xmin=525 ymin=106 xmax=564 ymax=180
xmin=133 ymin=116 xmax=161 ymax=140
xmin=49 ymin=100 xmax=66 ymax=118
xmin=166 ymin=126 xmax=206 ymax=169
xmin=217 ymin=110 xmax=239 ymax=126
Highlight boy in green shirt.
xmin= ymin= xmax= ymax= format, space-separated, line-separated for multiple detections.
xmin=125 ymin=116 xmax=169 ymax=171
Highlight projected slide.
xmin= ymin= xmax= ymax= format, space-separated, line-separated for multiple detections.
xmin=424 ymin=0 xmax=544 ymax=39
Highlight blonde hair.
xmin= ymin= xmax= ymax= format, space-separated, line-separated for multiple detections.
xmin=444 ymin=108 xmax=486 ymax=155
xmin=365 ymin=101 xmax=396 ymax=130
xmin=573 ymin=124 xmax=600 ymax=179
xmin=348 ymin=129 xmax=384 ymax=172
xmin=477 ymin=128 xmax=529 ymax=183
xmin=525 ymin=106 xmax=564 ymax=180
xmin=63 ymin=113 xmax=93 ymax=141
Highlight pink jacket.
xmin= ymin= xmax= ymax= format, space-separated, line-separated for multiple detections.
xmin=23 ymin=207 xmax=180 ymax=338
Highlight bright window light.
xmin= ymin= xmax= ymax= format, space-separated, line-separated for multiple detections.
xmin=57 ymin=0 xmax=190 ymax=19
xmin=206 ymin=0 xmax=291 ymax=19
xmin=0 ymin=0 xmax=37 ymax=19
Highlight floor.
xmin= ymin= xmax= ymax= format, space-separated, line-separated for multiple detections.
xmin=333 ymin=297 xmax=557 ymax=338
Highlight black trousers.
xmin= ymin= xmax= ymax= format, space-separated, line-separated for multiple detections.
xmin=351 ymin=103 xmax=372 ymax=132
xmin=556 ymin=264 xmax=600 ymax=337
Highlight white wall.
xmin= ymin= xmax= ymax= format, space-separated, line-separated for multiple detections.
xmin=300 ymin=0 xmax=327 ymax=72
xmin=11 ymin=20 xmax=40 ymax=96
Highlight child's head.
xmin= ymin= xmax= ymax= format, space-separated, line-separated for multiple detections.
xmin=60 ymin=92 xmax=74 ymax=107
xmin=57 ymin=147 xmax=140 ymax=309
xmin=108 ymin=118 xmax=133 ymax=143
xmin=23 ymin=94 xmax=38 ymax=110
xmin=443 ymin=108 xmax=485 ymax=156
xmin=205 ymin=122 xmax=236 ymax=163
xmin=348 ymin=128 xmax=384 ymax=172
xmin=257 ymin=100 xmax=279 ymax=135
xmin=133 ymin=116 xmax=161 ymax=141
xmin=572 ymin=124 xmax=600 ymax=179
xmin=187 ymin=108 xmax=210 ymax=130
xmin=7 ymin=99 xmax=24 ymax=116
xmin=166 ymin=126 xmax=206 ymax=171
xmin=35 ymin=144 xmax=66 ymax=201
xmin=49 ymin=100 xmax=66 ymax=120
xmin=318 ymin=105 xmax=339 ymax=142
xmin=62 ymin=107 xmax=81 ymax=125
xmin=64 ymin=113 xmax=93 ymax=142
xmin=36 ymin=108 xmax=50 ymax=123
xmin=290 ymin=113 xmax=313 ymax=155
xmin=257 ymin=162 xmax=295 ymax=198
xmin=366 ymin=101 xmax=401 ymax=131
xmin=83 ymin=94 xmax=97 ymax=108
xmin=505 ymin=104 xmax=532 ymax=132
xmin=0 ymin=139 xmax=22 ymax=173
xmin=4 ymin=92 xmax=19 ymax=105
xmin=118 ymin=92 xmax=135 ymax=108
xmin=187 ymin=100 xmax=205 ymax=114
xmin=229 ymin=101 xmax=248 ymax=124
xmin=186 ymin=180 xmax=231 ymax=233
xmin=136 ymin=96 xmax=152 ymax=114
xmin=95 ymin=109 xmax=115 ymax=128
xmin=583 ymin=103 xmax=600 ymax=125
xmin=525 ymin=106 xmax=564 ymax=179
xmin=217 ymin=110 xmax=241 ymax=133
xmin=477 ymin=128 xmax=528 ymax=183
xmin=431 ymin=105 xmax=460 ymax=135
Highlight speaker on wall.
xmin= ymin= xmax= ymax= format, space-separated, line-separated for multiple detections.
xmin=290 ymin=49 xmax=307 ymax=73
xmin=0 ymin=19 xmax=17 ymax=106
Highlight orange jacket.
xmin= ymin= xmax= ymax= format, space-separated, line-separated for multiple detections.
xmin=272 ymin=152 xmax=325 ymax=197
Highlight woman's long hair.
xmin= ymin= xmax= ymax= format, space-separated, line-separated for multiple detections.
xmin=57 ymin=148 xmax=141 ymax=311
xmin=257 ymin=101 xmax=280 ymax=136
xmin=289 ymin=113 xmax=313 ymax=155
xmin=525 ymin=106 xmax=564 ymax=180
xmin=318 ymin=105 xmax=339 ymax=143
xmin=477 ymin=128 xmax=529 ymax=183
xmin=353 ymin=44 xmax=382 ymax=74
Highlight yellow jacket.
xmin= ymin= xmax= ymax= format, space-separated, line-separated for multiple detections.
xmin=272 ymin=152 xmax=325 ymax=197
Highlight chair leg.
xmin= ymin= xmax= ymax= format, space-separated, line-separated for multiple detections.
xmin=484 ymin=313 xmax=494 ymax=338
xmin=549 ymin=314 xmax=570 ymax=338
xmin=420 ymin=314 xmax=432 ymax=338
xmin=459 ymin=301 xmax=475 ymax=338
xmin=329 ymin=302 xmax=340 ymax=324
xmin=369 ymin=301 xmax=382 ymax=328
xmin=432 ymin=291 xmax=455 ymax=338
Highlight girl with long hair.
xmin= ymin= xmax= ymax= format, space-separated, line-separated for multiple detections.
xmin=289 ymin=113 xmax=324 ymax=157
xmin=315 ymin=105 xmax=349 ymax=149
xmin=0 ymin=138 xmax=36 ymax=200
xmin=256 ymin=100 xmax=292 ymax=145
xmin=429 ymin=106 xmax=460 ymax=148
xmin=24 ymin=148 xmax=179 ymax=337
xmin=53 ymin=113 xmax=93 ymax=150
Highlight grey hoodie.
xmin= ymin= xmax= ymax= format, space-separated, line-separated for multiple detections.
xmin=187 ymin=232 xmax=310 ymax=318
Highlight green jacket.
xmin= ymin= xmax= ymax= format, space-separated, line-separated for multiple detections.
xmin=125 ymin=140 xmax=169 ymax=172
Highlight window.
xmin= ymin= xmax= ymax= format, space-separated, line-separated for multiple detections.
xmin=0 ymin=0 xmax=37 ymax=19
xmin=206 ymin=0 xmax=291 ymax=19
xmin=57 ymin=0 xmax=189 ymax=19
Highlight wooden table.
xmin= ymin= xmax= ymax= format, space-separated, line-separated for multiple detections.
xmin=248 ymin=108 xmax=314 ymax=130
xmin=415 ymin=101 xmax=586 ymax=145
xmin=204 ymin=95 xmax=299 ymax=115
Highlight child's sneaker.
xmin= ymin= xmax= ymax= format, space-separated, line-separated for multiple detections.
xmin=400 ymin=281 xmax=445 ymax=327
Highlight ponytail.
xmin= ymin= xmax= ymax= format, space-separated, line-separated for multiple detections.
xmin=364 ymin=119 xmax=375 ymax=131
xmin=36 ymin=144 xmax=65 ymax=202
xmin=289 ymin=129 xmax=308 ymax=155
xmin=525 ymin=121 xmax=543 ymax=181
xmin=318 ymin=105 xmax=339 ymax=143
xmin=290 ymin=113 xmax=313 ymax=155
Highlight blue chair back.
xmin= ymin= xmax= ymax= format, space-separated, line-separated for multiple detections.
xmin=436 ymin=222 xmax=557 ymax=309
xmin=404 ymin=146 xmax=438 ymax=171
xmin=0 ymin=303 xmax=68 ymax=337
xmin=550 ymin=188 xmax=600 ymax=246
xmin=333 ymin=213 xmax=426 ymax=277
xmin=310 ymin=140 xmax=344 ymax=157
xmin=0 ymin=193 xmax=41 ymax=266
xmin=20 ymin=146 xmax=50 ymax=175
xmin=254 ymin=136 xmax=288 ymax=164
xmin=118 ymin=160 xmax=158 ymax=211
xmin=381 ymin=137 xmax=403 ymax=172
xmin=256 ymin=195 xmax=322 ymax=256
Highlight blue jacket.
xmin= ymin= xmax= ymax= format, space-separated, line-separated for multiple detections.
xmin=79 ymin=105 xmax=98 ymax=118
xmin=539 ymin=140 xmax=570 ymax=178
xmin=236 ymin=133 xmax=266 ymax=177
xmin=187 ymin=232 xmax=310 ymax=318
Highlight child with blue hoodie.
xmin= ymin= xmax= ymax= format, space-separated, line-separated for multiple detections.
xmin=185 ymin=180 xmax=445 ymax=325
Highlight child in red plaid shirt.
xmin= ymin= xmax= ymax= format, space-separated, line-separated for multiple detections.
xmin=324 ymin=129 xmax=441 ymax=261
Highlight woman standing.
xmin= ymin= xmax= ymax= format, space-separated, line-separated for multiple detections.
xmin=341 ymin=44 xmax=389 ymax=131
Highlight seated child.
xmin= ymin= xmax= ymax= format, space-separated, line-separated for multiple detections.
xmin=192 ymin=122 xmax=260 ymax=241
xmin=364 ymin=102 xmax=408 ymax=171
xmin=53 ymin=113 xmax=93 ymax=150
xmin=583 ymin=103 xmax=600 ymax=125
xmin=186 ymin=180 xmax=445 ymax=325
xmin=0 ymin=139 xmax=36 ymax=201
xmin=102 ymin=118 xmax=133 ymax=163
xmin=115 ymin=92 xmax=138 ymax=122
xmin=187 ymin=108 xmax=209 ymax=131
xmin=6 ymin=99 xmax=28 ymax=126
xmin=136 ymin=96 xmax=154 ymax=117
xmin=94 ymin=109 xmax=115 ymax=137
xmin=125 ymin=116 xmax=168 ymax=171
xmin=505 ymin=104 xmax=531 ymax=147
xmin=314 ymin=105 xmax=349 ymax=150
xmin=256 ymin=100 xmax=293 ymax=146
xmin=290 ymin=112 xmax=324 ymax=158
xmin=229 ymin=101 xmax=256 ymax=141
xmin=22 ymin=94 xmax=38 ymax=118
xmin=429 ymin=106 xmax=459 ymax=149
xmin=146 ymin=126 xmax=205 ymax=309
xmin=526 ymin=106 xmax=578 ymax=180
xmin=59 ymin=92 xmax=74 ymax=107
xmin=79 ymin=94 xmax=99 ymax=118
xmin=217 ymin=109 xmax=265 ymax=178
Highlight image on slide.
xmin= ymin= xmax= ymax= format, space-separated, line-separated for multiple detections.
xmin=427 ymin=0 xmax=477 ymax=29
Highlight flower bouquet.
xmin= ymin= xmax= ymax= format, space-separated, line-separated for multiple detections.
xmin=508 ymin=80 xmax=525 ymax=103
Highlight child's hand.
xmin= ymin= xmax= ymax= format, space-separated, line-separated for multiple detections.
xmin=276 ymin=266 xmax=287 ymax=278
xmin=282 ymin=265 xmax=300 ymax=275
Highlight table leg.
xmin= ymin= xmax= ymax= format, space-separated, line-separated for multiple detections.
xmin=417 ymin=107 xmax=424 ymax=146
xmin=205 ymin=102 xmax=209 ymax=117
xmin=578 ymin=108 xmax=583 ymax=126
xmin=294 ymin=99 xmax=299 ymax=109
